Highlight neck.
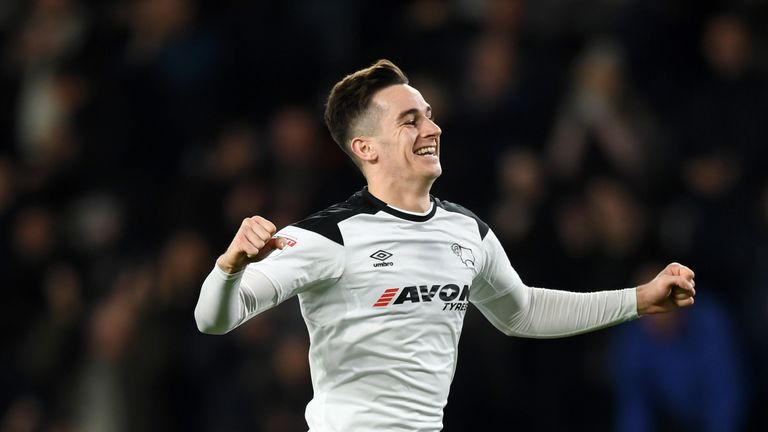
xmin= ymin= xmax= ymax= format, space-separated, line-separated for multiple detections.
xmin=367 ymin=178 xmax=433 ymax=213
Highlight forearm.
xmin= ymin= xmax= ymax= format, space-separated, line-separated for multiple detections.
xmin=194 ymin=264 xmax=278 ymax=334
xmin=476 ymin=286 xmax=638 ymax=338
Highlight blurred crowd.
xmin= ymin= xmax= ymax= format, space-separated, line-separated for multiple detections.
xmin=1 ymin=0 xmax=767 ymax=431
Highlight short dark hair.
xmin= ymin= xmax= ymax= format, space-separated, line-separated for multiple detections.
xmin=324 ymin=59 xmax=409 ymax=164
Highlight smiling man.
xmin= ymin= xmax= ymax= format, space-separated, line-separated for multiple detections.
xmin=194 ymin=59 xmax=696 ymax=431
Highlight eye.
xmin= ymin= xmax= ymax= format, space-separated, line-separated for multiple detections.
xmin=403 ymin=118 xmax=417 ymax=126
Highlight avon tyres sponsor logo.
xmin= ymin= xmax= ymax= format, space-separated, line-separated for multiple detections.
xmin=372 ymin=288 xmax=400 ymax=307
xmin=372 ymin=284 xmax=470 ymax=311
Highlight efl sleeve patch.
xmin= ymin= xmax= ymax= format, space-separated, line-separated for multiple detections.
xmin=248 ymin=226 xmax=345 ymax=303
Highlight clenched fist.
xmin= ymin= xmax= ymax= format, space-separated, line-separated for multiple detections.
xmin=636 ymin=262 xmax=696 ymax=315
xmin=216 ymin=216 xmax=288 ymax=273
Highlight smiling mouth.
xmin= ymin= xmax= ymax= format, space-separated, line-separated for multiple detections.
xmin=414 ymin=146 xmax=438 ymax=156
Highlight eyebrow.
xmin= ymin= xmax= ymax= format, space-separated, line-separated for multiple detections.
xmin=396 ymin=106 xmax=432 ymax=122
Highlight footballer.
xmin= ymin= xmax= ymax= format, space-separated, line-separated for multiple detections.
xmin=194 ymin=60 xmax=696 ymax=431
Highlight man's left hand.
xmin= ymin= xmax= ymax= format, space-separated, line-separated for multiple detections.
xmin=636 ymin=262 xmax=696 ymax=315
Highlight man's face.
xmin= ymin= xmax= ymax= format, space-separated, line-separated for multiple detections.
xmin=368 ymin=84 xmax=442 ymax=183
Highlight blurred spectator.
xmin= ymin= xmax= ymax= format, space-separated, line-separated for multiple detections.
xmin=483 ymin=0 xmax=525 ymax=38
xmin=18 ymin=263 xmax=83 ymax=388
xmin=10 ymin=205 xmax=56 ymax=264
xmin=678 ymin=13 xmax=768 ymax=192
xmin=657 ymin=146 xmax=753 ymax=305
xmin=447 ymin=32 xmax=538 ymax=211
xmin=586 ymin=177 xmax=646 ymax=260
xmin=491 ymin=147 xmax=554 ymax=283
xmin=9 ymin=0 xmax=89 ymax=163
xmin=205 ymin=124 xmax=262 ymax=184
xmin=0 ymin=396 xmax=42 ymax=432
xmin=268 ymin=106 xmax=326 ymax=225
xmin=116 ymin=232 xmax=210 ymax=432
xmin=392 ymin=0 xmax=471 ymax=77
xmin=546 ymin=39 xmax=660 ymax=187
xmin=126 ymin=0 xmax=194 ymax=63
xmin=65 ymin=192 xmax=124 ymax=255
xmin=704 ymin=13 xmax=752 ymax=79
xmin=223 ymin=179 xmax=269 ymax=228
xmin=3 ymin=205 xmax=58 ymax=350
xmin=0 ymin=158 xmax=15 ymax=215
xmin=543 ymin=176 xmax=647 ymax=293
xmin=554 ymin=193 xmax=595 ymax=261
xmin=493 ymin=147 xmax=546 ymax=245
xmin=74 ymin=267 xmax=143 ymax=432
xmin=611 ymin=264 xmax=746 ymax=432
xmin=463 ymin=33 xmax=519 ymax=115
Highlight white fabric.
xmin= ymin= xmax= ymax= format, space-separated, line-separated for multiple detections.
xmin=194 ymin=202 xmax=638 ymax=431
xmin=194 ymin=265 xmax=279 ymax=334
xmin=472 ymin=231 xmax=637 ymax=338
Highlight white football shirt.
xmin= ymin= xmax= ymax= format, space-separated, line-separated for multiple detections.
xmin=197 ymin=188 xmax=638 ymax=431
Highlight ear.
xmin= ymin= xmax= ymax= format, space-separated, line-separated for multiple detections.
xmin=350 ymin=137 xmax=378 ymax=163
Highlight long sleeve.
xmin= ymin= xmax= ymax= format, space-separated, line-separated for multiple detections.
xmin=470 ymin=230 xmax=638 ymax=338
xmin=194 ymin=265 xmax=279 ymax=334
xmin=194 ymin=224 xmax=345 ymax=334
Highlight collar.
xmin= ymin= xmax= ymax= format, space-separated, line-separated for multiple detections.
xmin=362 ymin=187 xmax=437 ymax=222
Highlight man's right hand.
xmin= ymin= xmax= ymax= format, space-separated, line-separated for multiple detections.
xmin=216 ymin=216 xmax=288 ymax=274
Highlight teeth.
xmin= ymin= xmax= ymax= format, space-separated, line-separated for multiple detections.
xmin=415 ymin=146 xmax=437 ymax=156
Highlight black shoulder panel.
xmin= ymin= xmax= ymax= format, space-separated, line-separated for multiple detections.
xmin=434 ymin=198 xmax=490 ymax=240
xmin=293 ymin=190 xmax=377 ymax=246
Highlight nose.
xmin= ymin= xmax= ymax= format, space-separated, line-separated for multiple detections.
xmin=421 ymin=117 xmax=442 ymax=139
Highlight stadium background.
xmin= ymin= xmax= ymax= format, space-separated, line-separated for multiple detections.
xmin=1 ymin=0 xmax=767 ymax=430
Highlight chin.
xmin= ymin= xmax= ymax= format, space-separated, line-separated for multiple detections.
xmin=427 ymin=166 xmax=442 ymax=180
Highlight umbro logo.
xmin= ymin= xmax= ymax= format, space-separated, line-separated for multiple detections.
xmin=370 ymin=250 xmax=394 ymax=268
xmin=370 ymin=250 xmax=392 ymax=261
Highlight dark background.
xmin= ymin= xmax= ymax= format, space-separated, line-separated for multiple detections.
xmin=1 ymin=0 xmax=767 ymax=431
